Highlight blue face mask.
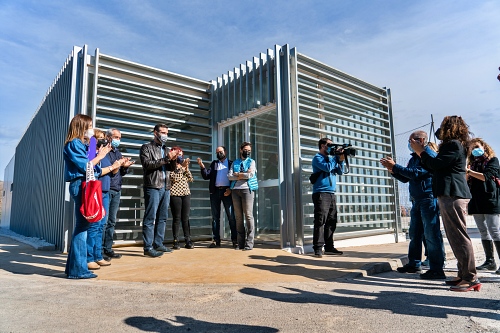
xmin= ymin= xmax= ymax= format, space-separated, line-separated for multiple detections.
xmin=472 ymin=148 xmax=484 ymax=157
xmin=111 ymin=139 xmax=120 ymax=148
xmin=177 ymin=156 xmax=184 ymax=164
xmin=408 ymin=142 xmax=414 ymax=153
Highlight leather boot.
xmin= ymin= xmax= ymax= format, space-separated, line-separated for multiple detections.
xmin=494 ymin=241 xmax=500 ymax=275
xmin=172 ymin=238 xmax=180 ymax=250
xmin=477 ymin=240 xmax=496 ymax=270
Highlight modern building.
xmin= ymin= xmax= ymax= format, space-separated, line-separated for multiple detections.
xmin=1 ymin=44 xmax=399 ymax=253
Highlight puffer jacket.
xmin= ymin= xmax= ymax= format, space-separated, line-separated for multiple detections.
xmin=391 ymin=146 xmax=437 ymax=201
xmin=140 ymin=140 xmax=177 ymax=189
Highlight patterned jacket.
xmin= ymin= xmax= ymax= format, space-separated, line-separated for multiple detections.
xmin=170 ymin=166 xmax=194 ymax=197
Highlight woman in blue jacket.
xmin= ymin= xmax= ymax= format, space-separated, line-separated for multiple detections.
xmin=228 ymin=142 xmax=258 ymax=250
xmin=63 ymin=114 xmax=111 ymax=279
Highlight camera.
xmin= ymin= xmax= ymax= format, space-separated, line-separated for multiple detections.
xmin=97 ymin=138 xmax=109 ymax=148
xmin=327 ymin=143 xmax=356 ymax=157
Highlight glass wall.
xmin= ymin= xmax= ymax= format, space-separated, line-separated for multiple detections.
xmin=220 ymin=108 xmax=280 ymax=242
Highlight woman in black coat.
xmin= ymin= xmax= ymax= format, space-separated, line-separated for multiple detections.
xmin=411 ymin=115 xmax=480 ymax=291
xmin=467 ymin=138 xmax=500 ymax=274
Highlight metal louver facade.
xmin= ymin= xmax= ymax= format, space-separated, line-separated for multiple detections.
xmin=4 ymin=44 xmax=398 ymax=253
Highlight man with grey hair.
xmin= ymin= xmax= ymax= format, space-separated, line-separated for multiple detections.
xmin=102 ymin=128 xmax=135 ymax=260
xmin=380 ymin=130 xmax=446 ymax=279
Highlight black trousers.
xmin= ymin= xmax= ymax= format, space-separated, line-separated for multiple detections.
xmin=170 ymin=195 xmax=191 ymax=241
xmin=312 ymin=192 xmax=338 ymax=251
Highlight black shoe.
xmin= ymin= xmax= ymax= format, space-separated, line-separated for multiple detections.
xmin=101 ymin=253 xmax=112 ymax=262
xmin=445 ymin=278 xmax=462 ymax=286
xmin=103 ymin=250 xmax=122 ymax=259
xmin=314 ymin=251 xmax=323 ymax=258
xmin=476 ymin=259 xmax=496 ymax=270
xmin=324 ymin=248 xmax=343 ymax=255
xmin=420 ymin=269 xmax=446 ymax=280
xmin=396 ymin=264 xmax=422 ymax=273
xmin=185 ymin=242 xmax=194 ymax=249
xmin=154 ymin=245 xmax=173 ymax=253
xmin=208 ymin=241 xmax=221 ymax=248
xmin=144 ymin=249 xmax=163 ymax=257
xmin=243 ymin=246 xmax=252 ymax=251
xmin=232 ymin=242 xmax=238 ymax=249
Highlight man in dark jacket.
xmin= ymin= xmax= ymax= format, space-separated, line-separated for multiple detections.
xmin=102 ymin=128 xmax=135 ymax=260
xmin=140 ymin=124 xmax=179 ymax=257
xmin=380 ymin=130 xmax=446 ymax=279
xmin=197 ymin=146 xmax=237 ymax=248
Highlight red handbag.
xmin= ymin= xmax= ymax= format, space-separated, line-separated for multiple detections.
xmin=80 ymin=162 xmax=105 ymax=222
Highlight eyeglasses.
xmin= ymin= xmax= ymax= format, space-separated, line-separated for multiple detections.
xmin=408 ymin=137 xmax=422 ymax=142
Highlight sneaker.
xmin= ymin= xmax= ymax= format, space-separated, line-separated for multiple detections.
xmin=324 ymin=248 xmax=343 ymax=255
xmin=208 ymin=241 xmax=221 ymax=248
xmin=172 ymin=242 xmax=180 ymax=250
xmin=314 ymin=250 xmax=323 ymax=258
xmin=396 ymin=264 xmax=422 ymax=273
xmin=103 ymin=250 xmax=122 ymax=259
xmin=243 ymin=246 xmax=253 ymax=251
xmin=185 ymin=242 xmax=194 ymax=249
xmin=96 ymin=259 xmax=111 ymax=266
xmin=144 ymin=249 xmax=163 ymax=257
xmin=421 ymin=258 xmax=429 ymax=267
xmin=420 ymin=269 xmax=446 ymax=280
xmin=232 ymin=242 xmax=238 ymax=249
xmin=155 ymin=245 xmax=173 ymax=253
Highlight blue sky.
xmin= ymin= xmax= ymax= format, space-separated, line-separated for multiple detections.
xmin=1 ymin=0 xmax=499 ymax=178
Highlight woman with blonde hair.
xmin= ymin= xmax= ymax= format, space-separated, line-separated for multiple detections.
xmin=467 ymin=138 xmax=500 ymax=274
xmin=64 ymin=115 xmax=111 ymax=279
xmin=411 ymin=115 xmax=480 ymax=291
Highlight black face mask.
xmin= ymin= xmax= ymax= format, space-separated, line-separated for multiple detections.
xmin=216 ymin=152 xmax=225 ymax=160
xmin=242 ymin=151 xmax=250 ymax=159
xmin=435 ymin=128 xmax=442 ymax=140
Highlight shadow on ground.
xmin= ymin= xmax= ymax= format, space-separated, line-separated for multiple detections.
xmin=124 ymin=315 xmax=278 ymax=332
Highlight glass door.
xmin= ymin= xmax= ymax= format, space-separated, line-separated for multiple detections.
xmin=220 ymin=108 xmax=280 ymax=243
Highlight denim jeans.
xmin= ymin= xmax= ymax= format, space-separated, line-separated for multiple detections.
xmin=232 ymin=189 xmax=255 ymax=249
xmin=170 ymin=195 xmax=191 ymax=241
xmin=103 ymin=189 xmax=121 ymax=252
xmin=312 ymin=192 xmax=338 ymax=252
xmin=408 ymin=197 xmax=445 ymax=271
xmin=143 ymin=186 xmax=170 ymax=251
xmin=210 ymin=188 xmax=237 ymax=243
xmin=86 ymin=191 xmax=109 ymax=263
xmin=65 ymin=179 xmax=95 ymax=279
xmin=473 ymin=214 xmax=500 ymax=241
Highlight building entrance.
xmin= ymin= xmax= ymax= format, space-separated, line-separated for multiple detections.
xmin=220 ymin=107 xmax=281 ymax=244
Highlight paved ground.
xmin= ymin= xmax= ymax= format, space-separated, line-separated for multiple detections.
xmin=1 ymin=230 xmax=499 ymax=332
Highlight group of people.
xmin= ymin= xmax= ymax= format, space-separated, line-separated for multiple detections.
xmin=64 ymin=118 xmax=258 ymax=278
xmin=380 ymin=115 xmax=500 ymax=292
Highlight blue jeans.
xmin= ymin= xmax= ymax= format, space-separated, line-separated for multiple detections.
xmin=408 ymin=197 xmax=445 ymax=271
xmin=103 ymin=189 xmax=121 ymax=252
xmin=65 ymin=179 xmax=95 ymax=279
xmin=210 ymin=188 xmax=237 ymax=243
xmin=143 ymin=186 xmax=170 ymax=251
xmin=232 ymin=189 xmax=255 ymax=249
xmin=86 ymin=191 xmax=109 ymax=262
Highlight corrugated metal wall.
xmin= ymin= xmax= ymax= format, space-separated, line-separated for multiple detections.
xmin=9 ymin=47 xmax=82 ymax=250
xmin=290 ymin=50 xmax=397 ymax=245
xmin=91 ymin=51 xmax=212 ymax=245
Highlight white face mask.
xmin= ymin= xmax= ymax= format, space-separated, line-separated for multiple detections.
xmin=85 ymin=128 xmax=94 ymax=138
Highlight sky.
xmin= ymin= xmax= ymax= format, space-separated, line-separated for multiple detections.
xmin=1 ymin=0 xmax=499 ymax=179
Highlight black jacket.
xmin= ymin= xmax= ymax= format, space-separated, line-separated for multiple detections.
xmin=420 ymin=140 xmax=471 ymax=199
xmin=200 ymin=159 xmax=233 ymax=194
xmin=468 ymin=157 xmax=500 ymax=214
xmin=140 ymin=140 xmax=177 ymax=189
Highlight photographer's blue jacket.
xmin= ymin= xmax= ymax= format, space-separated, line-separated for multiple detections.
xmin=391 ymin=146 xmax=437 ymax=201
xmin=312 ymin=153 xmax=344 ymax=194
xmin=64 ymin=138 xmax=102 ymax=182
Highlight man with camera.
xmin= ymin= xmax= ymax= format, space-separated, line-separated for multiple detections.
xmin=311 ymin=138 xmax=345 ymax=258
